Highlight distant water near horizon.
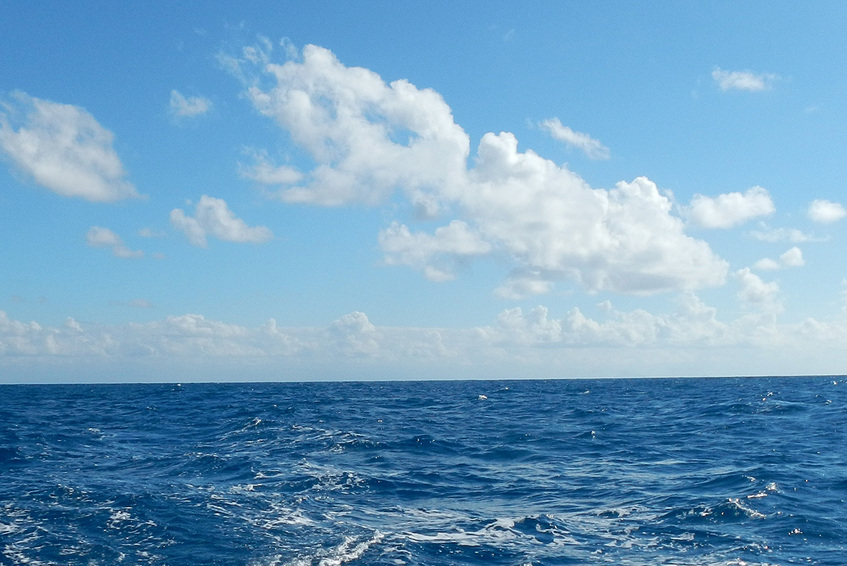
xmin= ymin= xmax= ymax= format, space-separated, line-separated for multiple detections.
xmin=1 ymin=377 xmax=845 ymax=565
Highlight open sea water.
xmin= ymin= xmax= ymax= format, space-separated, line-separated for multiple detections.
xmin=0 ymin=377 xmax=844 ymax=565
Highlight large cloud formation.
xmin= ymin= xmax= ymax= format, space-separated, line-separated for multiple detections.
xmin=245 ymin=44 xmax=470 ymax=215
xmin=0 ymin=92 xmax=139 ymax=202
xmin=237 ymin=43 xmax=728 ymax=296
xmin=5 ymin=296 xmax=847 ymax=381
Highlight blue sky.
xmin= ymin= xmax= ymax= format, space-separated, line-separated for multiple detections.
xmin=2 ymin=1 xmax=847 ymax=382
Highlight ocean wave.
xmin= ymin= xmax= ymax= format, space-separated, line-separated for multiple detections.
xmin=1 ymin=377 xmax=845 ymax=565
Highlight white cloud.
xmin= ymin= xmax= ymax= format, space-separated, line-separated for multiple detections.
xmin=487 ymin=306 xmax=565 ymax=345
xmin=327 ymin=311 xmax=380 ymax=356
xmin=685 ymin=186 xmax=775 ymax=229
xmin=748 ymin=224 xmax=820 ymax=243
xmin=753 ymin=246 xmax=804 ymax=271
xmin=477 ymin=291 xmax=847 ymax=363
xmin=7 ymin=298 xmax=847 ymax=380
xmin=494 ymin=273 xmax=555 ymax=300
xmin=86 ymin=226 xmax=121 ymax=247
xmin=779 ymin=246 xmax=804 ymax=268
xmin=807 ymin=199 xmax=846 ymax=224
xmin=0 ymin=312 xmax=42 ymax=355
xmin=753 ymin=258 xmax=780 ymax=271
xmin=169 ymin=90 xmax=212 ymax=117
xmin=244 ymin=44 xmax=470 ymax=212
xmin=170 ymin=195 xmax=273 ymax=247
xmin=736 ymin=268 xmax=782 ymax=313
xmin=86 ymin=226 xmax=143 ymax=258
xmin=479 ymin=293 xmax=730 ymax=348
xmin=239 ymin=43 xmax=727 ymax=297
xmin=379 ymin=133 xmax=728 ymax=295
xmin=539 ymin=117 xmax=610 ymax=160
xmin=0 ymin=92 xmax=139 ymax=201
xmin=379 ymin=220 xmax=492 ymax=282
xmin=460 ymin=135 xmax=728 ymax=295
xmin=0 ymin=310 xmax=447 ymax=364
xmin=138 ymin=227 xmax=166 ymax=238
xmin=238 ymin=149 xmax=303 ymax=186
xmin=712 ymin=67 xmax=778 ymax=92
xmin=243 ymin=36 xmax=274 ymax=65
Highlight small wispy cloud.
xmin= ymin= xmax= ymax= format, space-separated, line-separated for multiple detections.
xmin=238 ymin=149 xmax=303 ymax=186
xmin=138 ymin=227 xmax=166 ymax=238
xmin=539 ymin=118 xmax=610 ymax=160
xmin=169 ymin=90 xmax=212 ymax=117
xmin=748 ymin=223 xmax=822 ymax=243
xmin=712 ymin=67 xmax=778 ymax=92
xmin=86 ymin=227 xmax=143 ymax=258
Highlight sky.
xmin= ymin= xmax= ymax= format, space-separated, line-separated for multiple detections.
xmin=2 ymin=1 xmax=847 ymax=383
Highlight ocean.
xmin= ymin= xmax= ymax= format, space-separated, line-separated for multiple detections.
xmin=0 ymin=377 xmax=844 ymax=565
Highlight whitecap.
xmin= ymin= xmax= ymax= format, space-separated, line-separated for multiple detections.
xmin=268 ymin=532 xmax=385 ymax=566
xmin=727 ymin=498 xmax=767 ymax=519
xmin=316 ymin=532 xmax=384 ymax=566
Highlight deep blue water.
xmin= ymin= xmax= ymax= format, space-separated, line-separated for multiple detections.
xmin=0 ymin=377 xmax=845 ymax=565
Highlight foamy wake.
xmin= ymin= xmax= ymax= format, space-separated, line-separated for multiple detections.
xmin=256 ymin=531 xmax=384 ymax=566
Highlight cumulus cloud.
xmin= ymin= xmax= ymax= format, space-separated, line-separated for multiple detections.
xmin=461 ymin=136 xmax=728 ymax=295
xmin=0 ymin=92 xmax=139 ymax=201
xmin=86 ymin=226 xmax=143 ymax=258
xmin=752 ymin=258 xmax=780 ymax=271
xmin=539 ymin=117 xmax=610 ymax=160
xmin=478 ymin=292 xmax=730 ymax=348
xmin=386 ymin=133 xmax=728 ymax=295
xmin=712 ymin=67 xmax=778 ymax=92
xmin=169 ymin=90 xmax=212 ymax=117
xmin=243 ymin=44 xmax=470 ymax=213
xmin=477 ymin=290 xmax=847 ymax=360
xmin=736 ymin=268 xmax=782 ymax=313
xmin=236 ymin=43 xmax=727 ymax=296
xmin=753 ymin=246 xmax=804 ymax=271
xmin=327 ymin=311 xmax=380 ymax=356
xmin=379 ymin=220 xmax=492 ymax=282
xmin=0 ymin=311 xmax=44 ymax=355
xmin=7 ymin=299 xmax=847 ymax=379
xmin=807 ymin=199 xmax=846 ymax=224
xmin=494 ymin=273 xmax=555 ymax=300
xmin=0 ymin=309 xmax=451 ymax=363
xmin=685 ymin=186 xmax=775 ymax=229
xmin=170 ymin=195 xmax=273 ymax=247
xmin=779 ymin=246 xmax=804 ymax=268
